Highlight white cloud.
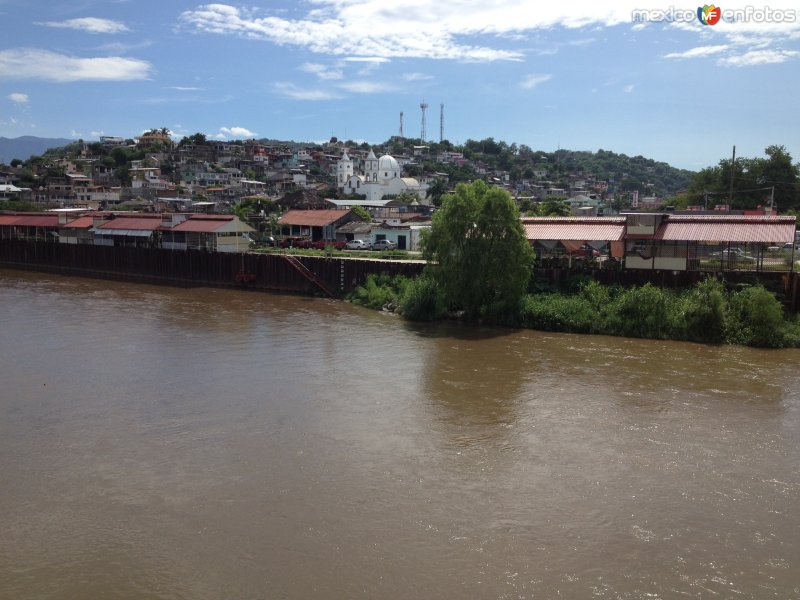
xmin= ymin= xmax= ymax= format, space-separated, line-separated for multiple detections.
xmin=180 ymin=3 xmax=532 ymax=61
xmin=718 ymin=49 xmax=800 ymax=67
xmin=169 ymin=86 xmax=203 ymax=91
xmin=37 ymin=17 xmax=129 ymax=34
xmin=402 ymin=72 xmax=434 ymax=81
xmin=664 ymin=45 xmax=729 ymax=59
xmin=300 ymin=62 xmax=343 ymax=80
xmin=343 ymin=57 xmax=391 ymax=63
xmin=623 ymin=83 xmax=635 ymax=93
xmin=8 ymin=92 xmax=28 ymax=104
xmin=0 ymin=48 xmax=151 ymax=81
xmin=219 ymin=126 xmax=257 ymax=138
xmin=179 ymin=1 xmax=800 ymax=64
xmin=273 ymin=82 xmax=342 ymax=100
xmin=519 ymin=74 xmax=552 ymax=90
xmin=90 ymin=130 xmax=105 ymax=137
xmin=338 ymin=81 xmax=397 ymax=94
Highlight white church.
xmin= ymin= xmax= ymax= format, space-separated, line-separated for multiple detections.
xmin=337 ymin=149 xmax=428 ymax=203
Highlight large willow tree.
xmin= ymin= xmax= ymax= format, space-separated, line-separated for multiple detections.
xmin=422 ymin=180 xmax=534 ymax=321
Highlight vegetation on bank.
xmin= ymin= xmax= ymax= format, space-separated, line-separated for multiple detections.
xmin=348 ymin=180 xmax=800 ymax=348
xmin=350 ymin=273 xmax=800 ymax=348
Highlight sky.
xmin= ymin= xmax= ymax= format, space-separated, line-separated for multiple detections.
xmin=0 ymin=0 xmax=799 ymax=171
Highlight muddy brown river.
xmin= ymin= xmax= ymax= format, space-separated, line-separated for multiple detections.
xmin=1 ymin=269 xmax=798 ymax=599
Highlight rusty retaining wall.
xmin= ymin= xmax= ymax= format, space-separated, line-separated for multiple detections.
xmin=0 ymin=241 xmax=424 ymax=297
xmin=1 ymin=241 xmax=796 ymax=310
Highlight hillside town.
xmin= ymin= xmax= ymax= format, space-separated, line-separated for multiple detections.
xmin=0 ymin=131 xmax=796 ymax=276
xmin=0 ymin=129 xmax=696 ymax=215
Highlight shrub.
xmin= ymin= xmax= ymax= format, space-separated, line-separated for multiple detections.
xmin=400 ymin=276 xmax=444 ymax=321
xmin=349 ymin=273 xmax=408 ymax=310
xmin=681 ymin=277 xmax=728 ymax=343
xmin=725 ymin=284 xmax=786 ymax=347
xmin=520 ymin=294 xmax=599 ymax=333
xmin=607 ymin=283 xmax=672 ymax=339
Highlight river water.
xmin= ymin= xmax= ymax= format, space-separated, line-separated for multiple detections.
xmin=1 ymin=269 xmax=799 ymax=599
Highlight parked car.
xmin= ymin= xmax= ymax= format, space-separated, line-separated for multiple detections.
xmin=311 ymin=238 xmax=346 ymax=250
xmin=345 ymin=239 xmax=370 ymax=250
xmin=279 ymin=236 xmax=312 ymax=249
xmin=710 ymin=248 xmax=756 ymax=262
xmin=371 ymin=239 xmax=397 ymax=251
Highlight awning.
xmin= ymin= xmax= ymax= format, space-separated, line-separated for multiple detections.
xmin=92 ymin=229 xmax=154 ymax=237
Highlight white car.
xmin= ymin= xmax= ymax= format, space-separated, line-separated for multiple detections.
xmin=371 ymin=239 xmax=397 ymax=251
xmin=345 ymin=239 xmax=370 ymax=250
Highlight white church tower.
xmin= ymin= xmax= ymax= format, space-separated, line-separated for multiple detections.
xmin=364 ymin=149 xmax=379 ymax=183
xmin=337 ymin=150 xmax=353 ymax=188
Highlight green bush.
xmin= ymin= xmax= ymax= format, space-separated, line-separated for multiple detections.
xmin=681 ymin=277 xmax=728 ymax=343
xmin=349 ymin=273 xmax=408 ymax=310
xmin=725 ymin=284 xmax=786 ymax=347
xmin=520 ymin=294 xmax=599 ymax=333
xmin=607 ymin=283 xmax=673 ymax=339
xmin=400 ymin=276 xmax=444 ymax=321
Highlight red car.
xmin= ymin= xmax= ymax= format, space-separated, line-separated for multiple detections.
xmin=311 ymin=238 xmax=346 ymax=250
xmin=279 ymin=236 xmax=312 ymax=249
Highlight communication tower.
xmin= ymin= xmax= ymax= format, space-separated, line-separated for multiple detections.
xmin=439 ymin=103 xmax=444 ymax=143
xmin=420 ymin=101 xmax=429 ymax=142
xmin=399 ymin=111 xmax=404 ymax=142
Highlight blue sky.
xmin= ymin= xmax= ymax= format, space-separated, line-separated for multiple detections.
xmin=1 ymin=0 xmax=799 ymax=170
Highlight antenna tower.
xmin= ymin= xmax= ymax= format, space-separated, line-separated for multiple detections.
xmin=439 ymin=103 xmax=444 ymax=143
xmin=420 ymin=100 xmax=429 ymax=142
xmin=399 ymin=111 xmax=404 ymax=142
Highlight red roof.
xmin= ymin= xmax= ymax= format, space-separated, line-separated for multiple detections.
xmin=0 ymin=215 xmax=60 ymax=227
xmin=655 ymin=216 xmax=796 ymax=243
xmin=278 ymin=209 xmax=352 ymax=227
xmin=169 ymin=216 xmax=235 ymax=233
xmin=522 ymin=217 xmax=626 ymax=241
xmin=97 ymin=217 xmax=163 ymax=231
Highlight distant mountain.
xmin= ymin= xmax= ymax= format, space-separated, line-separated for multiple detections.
xmin=0 ymin=136 xmax=73 ymax=164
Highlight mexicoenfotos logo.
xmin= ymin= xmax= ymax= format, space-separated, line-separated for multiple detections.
xmin=697 ymin=4 xmax=722 ymax=25
xmin=632 ymin=5 xmax=796 ymax=24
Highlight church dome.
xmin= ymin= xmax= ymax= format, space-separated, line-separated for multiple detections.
xmin=378 ymin=155 xmax=400 ymax=171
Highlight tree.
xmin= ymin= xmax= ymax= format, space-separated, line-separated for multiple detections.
xmin=351 ymin=205 xmax=371 ymax=222
xmin=422 ymin=180 xmax=534 ymax=321
xmin=426 ymin=178 xmax=448 ymax=207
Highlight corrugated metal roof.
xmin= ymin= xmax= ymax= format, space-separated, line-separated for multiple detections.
xmin=523 ymin=219 xmax=625 ymax=241
xmin=97 ymin=217 xmax=163 ymax=231
xmin=5 ymin=215 xmax=60 ymax=227
xmin=278 ymin=210 xmax=351 ymax=227
xmin=170 ymin=216 xmax=234 ymax=233
xmin=655 ymin=220 xmax=796 ymax=243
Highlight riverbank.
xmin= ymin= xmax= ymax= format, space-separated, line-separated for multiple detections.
xmin=350 ymin=273 xmax=800 ymax=349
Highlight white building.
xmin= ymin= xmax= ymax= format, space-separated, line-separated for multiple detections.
xmin=338 ymin=149 xmax=428 ymax=203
